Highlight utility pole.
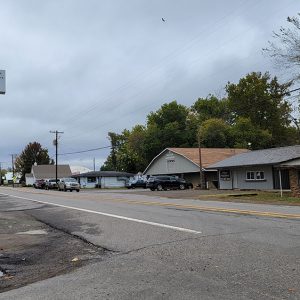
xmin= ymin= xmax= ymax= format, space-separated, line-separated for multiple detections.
xmin=11 ymin=154 xmax=16 ymax=188
xmin=93 ymin=157 xmax=96 ymax=171
xmin=50 ymin=130 xmax=64 ymax=184
xmin=198 ymin=134 xmax=205 ymax=189
xmin=0 ymin=162 xmax=4 ymax=185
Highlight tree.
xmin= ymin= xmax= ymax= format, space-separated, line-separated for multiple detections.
xmin=191 ymin=95 xmax=231 ymax=124
xmin=101 ymin=129 xmax=146 ymax=173
xmin=199 ymin=118 xmax=230 ymax=148
xmin=264 ymin=14 xmax=300 ymax=82
xmin=226 ymin=72 xmax=293 ymax=146
xmin=230 ymin=117 xmax=272 ymax=149
xmin=101 ymin=132 xmax=123 ymax=171
xmin=141 ymin=101 xmax=192 ymax=161
xmin=15 ymin=142 xmax=53 ymax=181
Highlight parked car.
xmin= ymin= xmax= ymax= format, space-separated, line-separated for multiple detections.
xmin=45 ymin=179 xmax=58 ymax=190
xmin=146 ymin=176 xmax=193 ymax=191
xmin=58 ymin=178 xmax=80 ymax=192
xmin=33 ymin=179 xmax=45 ymax=189
xmin=126 ymin=178 xmax=147 ymax=189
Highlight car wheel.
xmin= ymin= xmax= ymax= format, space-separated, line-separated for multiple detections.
xmin=76 ymin=189 xmax=80 ymax=192
xmin=64 ymin=186 xmax=67 ymax=192
xmin=179 ymin=184 xmax=185 ymax=190
xmin=157 ymin=184 xmax=163 ymax=191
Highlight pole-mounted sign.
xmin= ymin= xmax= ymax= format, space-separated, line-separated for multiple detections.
xmin=0 ymin=70 xmax=5 ymax=94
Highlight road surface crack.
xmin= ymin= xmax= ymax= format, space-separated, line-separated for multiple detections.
xmin=119 ymin=228 xmax=257 ymax=255
xmin=25 ymin=211 xmax=118 ymax=254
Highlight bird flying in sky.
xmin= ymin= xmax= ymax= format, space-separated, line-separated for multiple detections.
xmin=162 ymin=18 xmax=166 ymax=22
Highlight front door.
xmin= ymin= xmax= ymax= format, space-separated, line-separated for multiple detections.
xmin=273 ymin=169 xmax=290 ymax=189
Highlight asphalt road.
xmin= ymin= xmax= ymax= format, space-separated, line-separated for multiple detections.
xmin=0 ymin=187 xmax=300 ymax=299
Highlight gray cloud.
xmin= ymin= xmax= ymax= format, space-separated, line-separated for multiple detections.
xmin=0 ymin=0 xmax=298 ymax=170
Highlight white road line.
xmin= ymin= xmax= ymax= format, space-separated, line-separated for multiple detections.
xmin=1 ymin=193 xmax=202 ymax=235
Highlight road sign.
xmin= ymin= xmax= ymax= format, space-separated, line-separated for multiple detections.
xmin=0 ymin=70 xmax=5 ymax=94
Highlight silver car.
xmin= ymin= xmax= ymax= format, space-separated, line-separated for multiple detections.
xmin=58 ymin=178 xmax=80 ymax=192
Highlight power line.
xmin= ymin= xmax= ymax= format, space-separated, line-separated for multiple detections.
xmin=57 ymin=0 xmax=254 ymax=129
xmin=283 ymin=87 xmax=300 ymax=96
xmin=29 ymin=0 xmax=296 ymax=148
xmin=58 ymin=146 xmax=111 ymax=156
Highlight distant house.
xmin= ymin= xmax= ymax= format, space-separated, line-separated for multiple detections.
xmin=73 ymin=171 xmax=135 ymax=188
xmin=4 ymin=172 xmax=21 ymax=184
xmin=25 ymin=164 xmax=72 ymax=186
xmin=143 ymin=148 xmax=248 ymax=188
xmin=208 ymin=145 xmax=300 ymax=196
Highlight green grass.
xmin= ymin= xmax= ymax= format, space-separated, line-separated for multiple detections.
xmin=210 ymin=191 xmax=300 ymax=205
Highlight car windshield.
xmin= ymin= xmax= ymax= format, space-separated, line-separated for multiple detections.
xmin=65 ymin=178 xmax=77 ymax=182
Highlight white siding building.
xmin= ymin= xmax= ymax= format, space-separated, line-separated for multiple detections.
xmin=73 ymin=171 xmax=135 ymax=188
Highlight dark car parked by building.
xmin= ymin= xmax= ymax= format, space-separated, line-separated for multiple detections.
xmin=146 ymin=176 xmax=193 ymax=191
xmin=126 ymin=178 xmax=147 ymax=189
xmin=33 ymin=179 xmax=46 ymax=189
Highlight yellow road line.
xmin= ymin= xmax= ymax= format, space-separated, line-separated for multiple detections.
xmin=94 ymin=198 xmax=300 ymax=220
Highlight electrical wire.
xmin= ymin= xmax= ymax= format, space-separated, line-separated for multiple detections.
xmin=58 ymin=145 xmax=111 ymax=156
xmin=15 ymin=0 xmax=298 ymax=161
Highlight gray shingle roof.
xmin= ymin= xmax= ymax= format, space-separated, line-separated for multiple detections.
xmin=32 ymin=165 xmax=71 ymax=179
xmin=208 ymin=145 xmax=300 ymax=168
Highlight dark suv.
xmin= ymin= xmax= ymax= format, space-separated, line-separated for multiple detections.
xmin=146 ymin=176 xmax=193 ymax=191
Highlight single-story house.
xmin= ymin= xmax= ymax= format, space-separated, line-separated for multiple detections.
xmin=208 ymin=145 xmax=300 ymax=196
xmin=72 ymin=171 xmax=135 ymax=188
xmin=25 ymin=164 xmax=72 ymax=186
xmin=143 ymin=148 xmax=248 ymax=188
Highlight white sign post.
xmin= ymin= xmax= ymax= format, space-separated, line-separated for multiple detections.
xmin=0 ymin=70 xmax=6 ymax=94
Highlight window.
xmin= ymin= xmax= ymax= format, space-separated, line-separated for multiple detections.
xmin=256 ymin=171 xmax=264 ymax=180
xmin=246 ymin=171 xmax=265 ymax=181
xmin=87 ymin=177 xmax=96 ymax=183
xmin=246 ymin=171 xmax=255 ymax=180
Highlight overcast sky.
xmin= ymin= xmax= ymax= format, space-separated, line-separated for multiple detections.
xmin=0 ymin=0 xmax=299 ymax=171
